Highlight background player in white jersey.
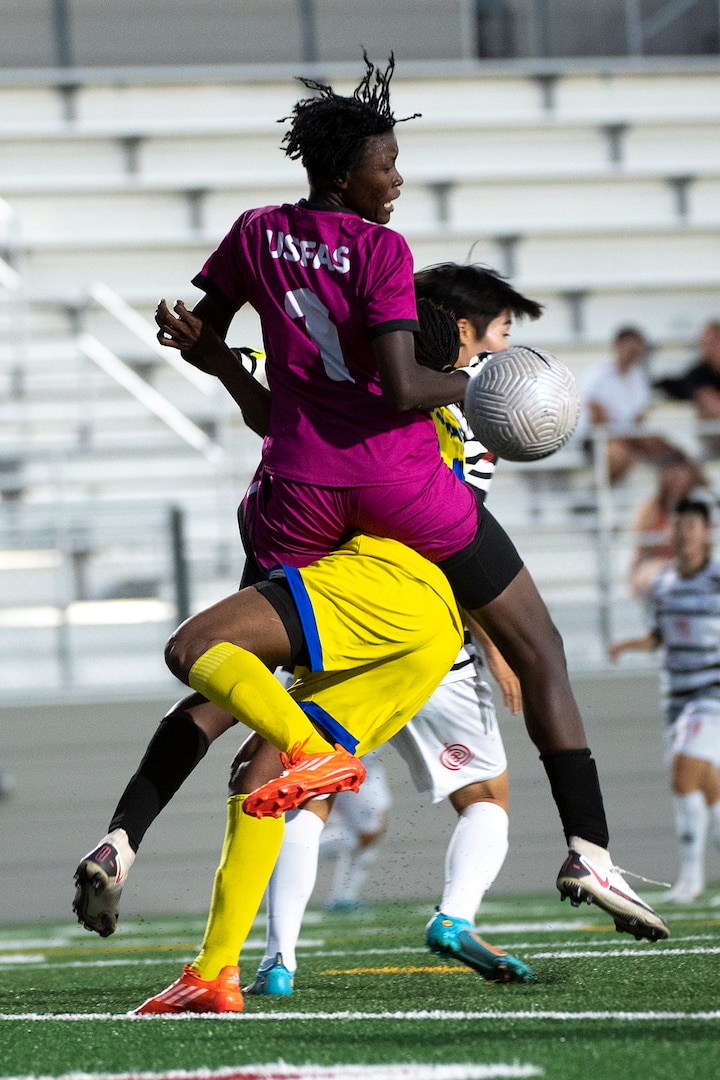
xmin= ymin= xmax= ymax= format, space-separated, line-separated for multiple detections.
xmin=610 ymin=496 xmax=720 ymax=902
xmin=246 ymin=270 xmax=543 ymax=994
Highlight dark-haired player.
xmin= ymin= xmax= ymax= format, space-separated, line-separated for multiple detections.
xmin=133 ymin=300 xmax=533 ymax=1015
xmin=610 ymin=496 xmax=720 ymax=903
xmin=75 ymin=53 xmax=668 ymax=962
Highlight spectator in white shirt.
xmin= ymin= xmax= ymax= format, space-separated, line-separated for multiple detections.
xmin=580 ymin=326 xmax=679 ymax=485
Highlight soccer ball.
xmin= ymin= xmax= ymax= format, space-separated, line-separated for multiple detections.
xmin=463 ymin=346 xmax=580 ymax=462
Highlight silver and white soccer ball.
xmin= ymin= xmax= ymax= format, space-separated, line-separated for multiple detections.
xmin=463 ymin=346 xmax=580 ymax=462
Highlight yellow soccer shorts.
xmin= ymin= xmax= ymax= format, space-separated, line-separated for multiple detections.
xmin=280 ymin=533 xmax=464 ymax=757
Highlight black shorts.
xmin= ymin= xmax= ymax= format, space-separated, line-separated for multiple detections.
xmin=438 ymin=500 xmax=524 ymax=611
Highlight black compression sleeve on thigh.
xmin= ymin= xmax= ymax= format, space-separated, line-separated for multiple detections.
xmin=541 ymin=748 xmax=610 ymax=848
xmin=438 ymin=504 xmax=524 ymax=610
xmin=254 ymin=578 xmax=309 ymax=667
xmin=108 ymin=710 xmax=210 ymax=851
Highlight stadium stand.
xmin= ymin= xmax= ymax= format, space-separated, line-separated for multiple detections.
xmin=2 ymin=60 xmax=720 ymax=691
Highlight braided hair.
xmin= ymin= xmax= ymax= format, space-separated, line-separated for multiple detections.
xmin=280 ymin=51 xmax=419 ymax=188
xmin=413 ymin=298 xmax=460 ymax=372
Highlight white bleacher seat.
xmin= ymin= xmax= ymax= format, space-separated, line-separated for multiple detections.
xmin=202 ymin=186 xmax=301 ymax=235
xmin=437 ymin=175 xmax=680 ymax=234
xmin=685 ymin=176 xmax=720 ymax=226
xmin=0 ymin=86 xmax=68 ymax=130
xmin=0 ymin=134 xmax=129 ymax=182
xmin=7 ymin=189 xmax=191 ymax=242
xmin=397 ymin=122 xmax=612 ymax=177
xmin=392 ymin=75 xmax=549 ymax=124
xmin=138 ymin=132 xmax=305 ymax=185
xmin=70 ymin=80 xmax=300 ymax=129
xmin=624 ymin=122 xmax=720 ymax=171
xmin=551 ymin=71 xmax=720 ymax=122
xmin=572 ymin=287 xmax=720 ymax=345
xmin=504 ymin=228 xmax=720 ymax=290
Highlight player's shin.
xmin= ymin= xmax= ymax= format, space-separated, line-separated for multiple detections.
xmin=193 ymin=794 xmax=284 ymax=980
xmin=541 ymin=747 xmax=609 ymax=848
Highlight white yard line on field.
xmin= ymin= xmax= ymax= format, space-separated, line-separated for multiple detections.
xmin=1 ymin=1008 xmax=719 ymax=1022
xmin=0 ymin=1065 xmax=544 ymax=1080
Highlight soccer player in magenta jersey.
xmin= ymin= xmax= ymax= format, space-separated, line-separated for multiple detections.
xmin=74 ymin=55 xmax=668 ymax=981
xmin=133 ymin=300 xmax=534 ymax=1016
xmin=157 ymin=56 xmax=668 ymax=940
xmin=243 ymin=274 xmax=543 ymax=1000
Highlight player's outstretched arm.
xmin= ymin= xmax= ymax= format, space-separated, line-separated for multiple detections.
xmin=467 ymin=614 xmax=522 ymax=715
xmin=156 ymin=299 xmax=270 ymax=437
xmin=373 ymin=330 xmax=470 ymax=411
xmin=607 ymin=630 xmax=660 ymax=662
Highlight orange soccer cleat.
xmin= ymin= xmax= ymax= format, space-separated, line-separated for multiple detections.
xmin=133 ymin=964 xmax=244 ymax=1015
xmin=243 ymin=742 xmax=366 ymax=818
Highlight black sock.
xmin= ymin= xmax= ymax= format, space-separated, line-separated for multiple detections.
xmin=108 ymin=710 xmax=210 ymax=851
xmin=541 ymin=748 xmax=609 ymax=848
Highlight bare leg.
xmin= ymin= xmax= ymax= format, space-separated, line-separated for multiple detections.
xmin=468 ymin=566 xmax=587 ymax=755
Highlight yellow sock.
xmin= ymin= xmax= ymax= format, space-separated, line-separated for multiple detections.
xmin=189 ymin=642 xmax=327 ymax=753
xmin=192 ymin=794 xmax=284 ymax=981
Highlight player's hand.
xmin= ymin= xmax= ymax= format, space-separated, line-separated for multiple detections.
xmin=155 ymin=299 xmax=229 ymax=375
xmin=155 ymin=299 xmax=201 ymax=350
xmin=489 ymin=657 xmax=522 ymax=715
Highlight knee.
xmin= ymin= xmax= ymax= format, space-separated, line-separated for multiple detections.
xmin=164 ymin=622 xmax=202 ymax=684
xmin=164 ymin=629 xmax=185 ymax=682
xmin=229 ymin=733 xmax=282 ymax=796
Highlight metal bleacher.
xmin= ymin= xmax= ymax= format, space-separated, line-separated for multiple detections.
xmin=2 ymin=58 xmax=720 ymax=694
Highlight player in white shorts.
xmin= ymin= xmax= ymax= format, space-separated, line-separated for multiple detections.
xmin=245 ymin=266 xmax=543 ymax=994
xmin=610 ymin=494 xmax=720 ymax=903
xmin=317 ymin=749 xmax=392 ymax=913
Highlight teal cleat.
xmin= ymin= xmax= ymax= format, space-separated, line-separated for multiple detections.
xmin=243 ymin=953 xmax=295 ymax=996
xmin=425 ymin=910 xmax=534 ymax=984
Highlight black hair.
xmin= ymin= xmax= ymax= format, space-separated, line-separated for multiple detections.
xmin=413 ymin=298 xmax=460 ymax=371
xmin=280 ymin=51 xmax=419 ymax=188
xmin=614 ymin=326 xmax=647 ymax=344
xmin=675 ymin=496 xmax=712 ymax=522
xmin=414 ymin=263 xmax=542 ymax=340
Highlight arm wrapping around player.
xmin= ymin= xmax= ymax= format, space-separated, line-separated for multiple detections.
xmin=372 ymin=329 xmax=471 ymax=411
xmin=465 ymin=612 xmax=522 ymax=716
xmin=607 ymin=629 xmax=661 ymax=663
xmin=155 ymin=299 xmax=270 ymax=437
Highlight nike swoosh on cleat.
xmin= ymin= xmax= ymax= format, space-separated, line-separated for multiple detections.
xmin=585 ymin=863 xmax=609 ymax=888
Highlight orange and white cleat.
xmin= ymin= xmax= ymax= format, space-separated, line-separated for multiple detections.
xmin=133 ymin=964 xmax=243 ymax=1015
xmin=243 ymin=742 xmax=366 ymax=818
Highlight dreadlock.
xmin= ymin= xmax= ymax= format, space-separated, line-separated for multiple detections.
xmin=413 ymin=298 xmax=461 ymax=373
xmin=414 ymin=263 xmax=543 ymax=340
xmin=280 ymin=50 xmax=420 ymax=188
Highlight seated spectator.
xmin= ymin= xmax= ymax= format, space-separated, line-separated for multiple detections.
xmin=654 ymin=320 xmax=720 ymax=458
xmin=627 ymin=449 xmax=710 ymax=598
xmin=579 ymin=326 xmax=679 ymax=485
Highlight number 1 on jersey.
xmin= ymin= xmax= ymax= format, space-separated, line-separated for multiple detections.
xmin=285 ymin=288 xmax=355 ymax=384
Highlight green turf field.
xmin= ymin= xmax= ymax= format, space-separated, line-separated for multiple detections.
xmin=1 ymin=892 xmax=718 ymax=1080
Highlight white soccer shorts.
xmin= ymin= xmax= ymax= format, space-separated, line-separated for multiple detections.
xmin=391 ymin=673 xmax=507 ymax=803
xmin=665 ymin=696 xmax=720 ymax=767
xmin=330 ymin=748 xmax=392 ymax=835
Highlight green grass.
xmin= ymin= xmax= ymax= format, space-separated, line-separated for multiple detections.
xmin=2 ymin=892 xmax=718 ymax=1079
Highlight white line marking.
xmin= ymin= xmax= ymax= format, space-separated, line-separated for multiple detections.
xmin=0 ymin=1066 xmax=543 ymax=1080
xmin=2 ymin=942 xmax=716 ymax=971
xmin=0 ymin=1009 xmax=718 ymax=1022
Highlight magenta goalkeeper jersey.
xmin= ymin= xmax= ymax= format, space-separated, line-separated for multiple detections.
xmin=193 ymin=201 xmax=443 ymax=487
